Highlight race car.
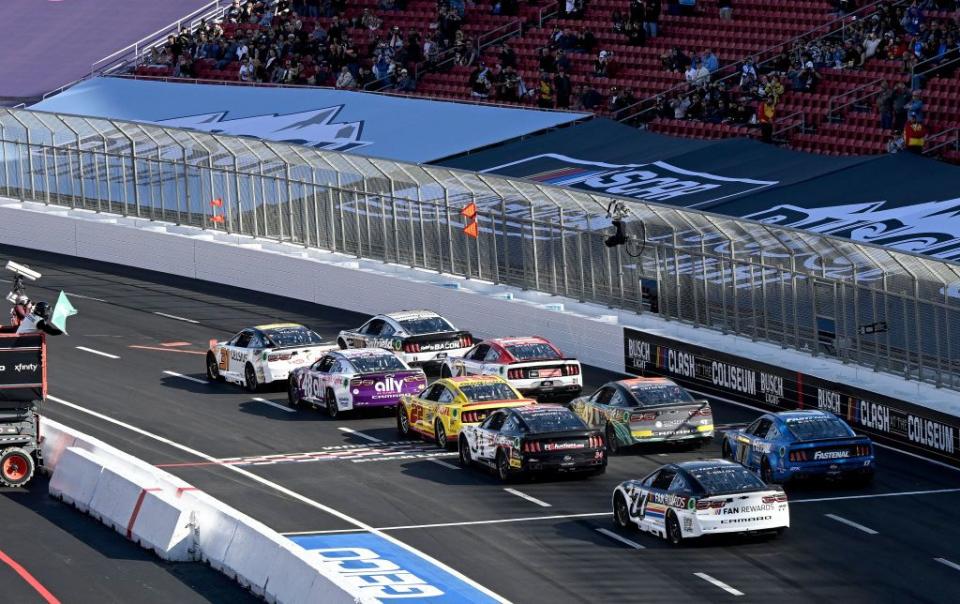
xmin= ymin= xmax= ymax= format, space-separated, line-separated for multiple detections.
xmin=458 ymin=404 xmax=605 ymax=481
xmin=396 ymin=375 xmax=534 ymax=449
xmin=206 ymin=323 xmax=332 ymax=392
xmin=569 ymin=377 xmax=713 ymax=453
xmin=721 ymin=410 xmax=875 ymax=484
xmin=337 ymin=310 xmax=473 ymax=370
xmin=287 ymin=348 xmax=427 ymax=418
xmin=442 ymin=336 xmax=582 ymax=401
xmin=612 ymin=460 xmax=790 ymax=545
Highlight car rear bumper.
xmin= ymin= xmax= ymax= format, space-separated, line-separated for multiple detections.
xmin=517 ymin=383 xmax=582 ymax=399
xmin=630 ymin=427 xmax=714 ymax=444
xmin=522 ymin=451 xmax=606 ymax=472
xmin=779 ymin=459 xmax=875 ymax=481
xmin=403 ymin=348 xmax=472 ymax=368
xmin=694 ymin=513 xmax=790 ymax=537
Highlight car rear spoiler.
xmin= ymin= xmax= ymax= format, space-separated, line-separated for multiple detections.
xmin=524 ymin=429 xmax=599 ymax=441
xmin=794 ymin=435 xmax=872 ymax=445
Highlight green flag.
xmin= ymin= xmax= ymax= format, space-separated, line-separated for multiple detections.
xmin=51 ymin=291 xmax=78 ymax=334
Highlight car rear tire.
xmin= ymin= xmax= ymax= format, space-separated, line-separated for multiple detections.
xmin=761 ymin=458 xmax=775 ymax=484
xmin=325 ymin=388 xmax=339 ymax=418
xmin=244 ymin=363 xmax=260 ymax=393
xmin=496 ymin=450 xmax=514 ymax=483
xmin=434 ymin=420 xmax=450 ymax=450
xmin=458 ymin=436 xmax=472 ymax=467
xmin=287 ymin=377 xmax=301 ymax=409
xmin=605 ymin=424 xmax=620 ymax=455
xmin=206 ymin=353 xmax=223 ymax=382
xmin=397 ymin=404 xmax=412 ymax=438
xmin=0 ymin=447 xmax=35 ymax=488
xmin=665 ymin=511 xmax=683 ymax=546
xmin=613 ymin=492 xmax=633 ymax=530
xmin=721 ymin=439 xmax=732 ymax=460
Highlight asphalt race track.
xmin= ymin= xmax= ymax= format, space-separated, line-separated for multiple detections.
xmin=4 ymin=243 xmax=960 ymax=603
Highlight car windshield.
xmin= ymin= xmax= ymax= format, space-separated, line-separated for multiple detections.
xmin=264 ymin=326 xmax=324 ymax=347
xmin=505 ymin=343 xmax=560 ymax=361
xmin=398 ymin=317 xmax=455 ymax=334
xmin=785 ymin=416 xmax=853 ymax=440
xmin=521 ymin=408 xmax=586 ymax=432
xmin=688 ymin=465 xmax=767 ymax=495
xmin=350 ymin=354 xmax=407 ymax=373
xmin=627 ymin=383 xmax=694 ymax=406
xmin=459 ymin=382 xmax=520 ymax=402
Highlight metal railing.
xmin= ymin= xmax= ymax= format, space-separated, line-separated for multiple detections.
xmin=924 ymin=126 xmax=960 ymax=158
xmin=1 ymin=107 xmax=958 ymax=390
xmin=616 ymin=0 xmax=909 ymax=125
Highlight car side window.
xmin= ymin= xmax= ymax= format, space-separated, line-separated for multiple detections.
xmin=610 ymin=390 xmax=629 ymax=407
xmin=641 ymin=470 xmax=660 ymax=488
xmin=485 ymin=411 xmax=507 ymax=431
xmin=422 ymin=384 xmax=444 ymax=401
xmin=469 ymin=344 xmax=490 ymax=361
xmin=501 ymin=415 xmax=521 ymax=434
xmin=379 ymin=322 xmax=396 ymax=337
xmin=362 ymin=319 xmax=385 ymax=335
xmin=753 ymin=418 xmax=773 ymax=439
xmin=669 ymin=473 xmax=691 ymax=494
xmin=437 ymin=387 xmax=455 ymax=404
xmin=593 ymin=387 xmax=615 ymax=405
xmin=484 ymin=347 xmax=501 ymax=362
xmin=745 ymin=418 xmax=762 ymax=436
xmin=249 ymin=333 xmax=266 ymax=349
xmin=766 ymin=424 xmax=780 ymax=440
xmin=651 ymin=468 xmax=676 ymax=491
xmin=234 ymin=331 xmax=252 ymax=348
xmin=331 ymin=361 xmax=346 ymax=374
xmin=314 ymin=356 xmax=335 ymax=373
xmin=480 ymin=411 xmax=503 ymax=430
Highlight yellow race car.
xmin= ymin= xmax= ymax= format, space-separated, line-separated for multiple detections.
xmin=397 ymin=375 xmax=534 ymax=449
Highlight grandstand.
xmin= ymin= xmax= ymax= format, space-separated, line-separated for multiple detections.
xmin=117 ymin=0 xmax=958 ymax=161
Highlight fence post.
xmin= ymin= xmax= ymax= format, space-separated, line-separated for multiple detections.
xmin=529 ymin=199 xmax=540 ymax=290
xmin=131 ymin=140 xmax=141 ymax=216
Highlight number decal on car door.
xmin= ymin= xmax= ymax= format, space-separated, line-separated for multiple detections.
xmin=219 ymin=348 xmax=229 ymax=370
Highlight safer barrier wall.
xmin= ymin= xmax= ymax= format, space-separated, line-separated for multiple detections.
xmin=624 ymin=327 xmax=959 ymax=465
xmin=40 ymin=418 xmax=359 ymax=603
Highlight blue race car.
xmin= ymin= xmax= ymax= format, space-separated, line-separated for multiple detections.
xmin=721 ymin=410 xmax=874 ymax=484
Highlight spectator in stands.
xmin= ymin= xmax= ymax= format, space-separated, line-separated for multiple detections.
xmin=864 ymin=31 xmax=882 ymax=60
xmin=671 ymin=93 xmax=691 ymax=118
xmin=499 ymin=43 xmax=517 ymax=69
xmin=904 ymin=113 xmax=926 ymax=153
xmin=336 ymin=65 xmax=356 ymax=89
xmin=877 ymin=81 xmax=895 ymax=130
xmin=892 ymin=82 xmax=912 ymax=129
xmin=469 ymin=63 xmax=491 ymax=98
xmin=907 ymin=89 xmax=924 ymax=121
xmin=238 ymin=56 xmax=254 ymax=81
xmin=644 ymin=0 xmax=661 ymax=39
xmin=595 ymin=50 xmax=611 ymax=77
xmin=538 ymin=73 xmax=555 ymax=108
xmin=740 ymin=57 xmax=757 ymax=88
xmin=579 ymin=27 xmax=597 ymax=52
xmin=555 ymin=68 xmax=573 ymax=109
xmin=395 ymin=68 xmax=416 ymax=92
xmin=578 ymin=83 xmax=604 ymax=110
xmin=662 ymin=47 xmax=689 ymax=72
xmin=702 ymin=49 xmax=719 ymax=73
xmin=539 ymin=48 xmax=557 ymax=74
xmin=677 ymin=0 xmax=697 ymax=18
xmin=612 ymin=10 xmax=627 ymax=33
xmin=626 ymin=21 xmax=646 ymax=46
xmin=757 ymin=98 xmax=776 ymax=143
xmin=718 ymin=0 xmax=732 ymax=21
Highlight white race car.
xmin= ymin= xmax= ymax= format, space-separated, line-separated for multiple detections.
xmin=612 ymin=459 xmax=789 ymax=545
xmin=442 ymin=336 xmax=582 ymax=401
xmin=337 ymin=310 xmax=474 ymax=370
xmin=206 ymin=323 xmax=334 ymax=392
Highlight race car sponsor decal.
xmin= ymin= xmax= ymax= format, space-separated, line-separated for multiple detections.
xmin=813 ymin=450 xmax=850 ymax=460
xmin=291 ymin=532 xmax=500 ymax=603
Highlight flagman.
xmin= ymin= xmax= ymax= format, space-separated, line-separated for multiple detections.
xmin=16 ymin=291 xmax=77 ymax=336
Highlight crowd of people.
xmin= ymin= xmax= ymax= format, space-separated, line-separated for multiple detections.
xmin=142 ymin=0 xmax=478 ymax=92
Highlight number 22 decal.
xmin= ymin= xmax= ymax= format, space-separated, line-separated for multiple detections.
xmin=219 ymin=348 xmax=229 ymax=370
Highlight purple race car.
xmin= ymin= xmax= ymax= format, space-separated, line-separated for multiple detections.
xmin=288 ymin=348 xmax=427 ymax=418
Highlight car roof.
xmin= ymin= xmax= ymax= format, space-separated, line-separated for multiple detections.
xmin=383 ymin=310 xmax=441 ymax=321
xmin=254 ymin=322 xmax=304 ymax=331
xmin=335 ymin=348 xmax=397 ymax=359
xmin=489 ymin=336 xmax=552 ymax=347
xmin=617 ymin=377 xmax=675 ymax=386
xmin=445 ymin=375 xmax=506 ymax=385
xmin=772 ymin=410 xmax=835 ymax=421
xmin=514 ymin=403 xmax=567 ymax=418
xmin=673 ymin=459 xmax=739 ymax=472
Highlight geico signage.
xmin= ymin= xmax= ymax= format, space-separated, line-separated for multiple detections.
xmin=908 ymin=415 xmax=956 ymax=454
xmin=313 ymin=547 xmax=443 ymax=598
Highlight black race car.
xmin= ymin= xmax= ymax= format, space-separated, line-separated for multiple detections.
xmin=458 ymin=404 xmax=606 ymax=481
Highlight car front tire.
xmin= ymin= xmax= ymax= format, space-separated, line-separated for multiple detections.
xmin=397 ymin=404 xmax=412 ymax=438
xmin=458 ymin=436 xmax=472 ymax=467
xmin=435 ymin=420 xmax=450 ymax=450
xmin=325 ymin=388 xmax=339 ymax=418
xmin=613 ymin=492 xmax=633 ymax=530
xmin=605 ymin=424 xmax=620 ymax=455
xmin=206 ymin=353 xmax=223 ymax=382
xmin=288 ymin=377 xmax=301 ymax=409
